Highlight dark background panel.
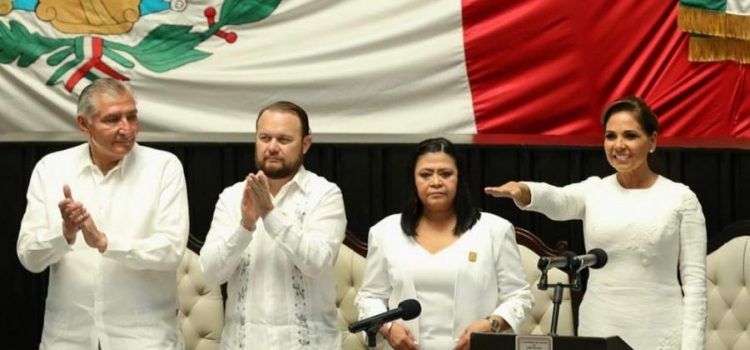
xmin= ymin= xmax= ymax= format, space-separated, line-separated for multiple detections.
xmin=336 ymin=146 xmax=374 ymax=238
xmin=681 ymin=151 xmax=725 ymax=235
xmin=735 ymin=155 xmax=750 ymax=220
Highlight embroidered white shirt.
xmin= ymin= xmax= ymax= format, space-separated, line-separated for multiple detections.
xmin=200 ymin=167 xmax=346 ymax=350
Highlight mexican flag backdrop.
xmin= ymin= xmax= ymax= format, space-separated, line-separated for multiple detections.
xmin=1 ymin=0 xmax=748 ymax=137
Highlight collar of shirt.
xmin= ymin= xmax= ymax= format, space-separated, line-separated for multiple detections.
xmin=73 ymin=142 xmax=137 ymax=179
xmin=273 ymin=165 xmax=311 ymax=201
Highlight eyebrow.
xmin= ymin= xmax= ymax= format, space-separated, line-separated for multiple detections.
xmin=605 ymin=128 xmax=642 ymax=133
xmin=101 ymin=109 xmax=137 ymax=119
xmin=418 ymin=167 xmax=455 ymax=171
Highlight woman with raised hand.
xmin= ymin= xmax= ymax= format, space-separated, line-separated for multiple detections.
xmin=485 ymin=96 xmax=706 ymax=350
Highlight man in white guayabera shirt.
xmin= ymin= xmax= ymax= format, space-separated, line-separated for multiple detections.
xmin=200 ymin=101 xmax=347 ymax=350
xmin=17 ymin=78 xmax=189 ymax=350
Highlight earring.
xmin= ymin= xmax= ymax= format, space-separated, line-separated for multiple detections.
xmin=649 ymin=148 xmax=655 ymax=153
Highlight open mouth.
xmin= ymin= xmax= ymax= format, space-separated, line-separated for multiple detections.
xmin=613 ymin=154 xmax=629 ymax=161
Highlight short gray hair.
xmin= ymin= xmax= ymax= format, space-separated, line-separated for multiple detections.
xmin=77 ymin=78 xmax=136 ymax=121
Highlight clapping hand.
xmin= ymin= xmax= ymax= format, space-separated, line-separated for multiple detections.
xmin=248 ymin=171 xmax=274 ymax=217
xmin=58 ymin=185 xmax=88 ymax=244
xmin=241 ymin=174 xmax=260 ymax=230
xmin=80 ymin=215 xmax=107 ymax=253
xmin=58 ymin=185 xmax=107 ymax=252
xmin=240 ymin=171 xmax=275 ymax=231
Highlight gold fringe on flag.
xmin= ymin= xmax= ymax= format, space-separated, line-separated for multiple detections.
xmin=725 ymin=14 xmax=750 ymax=40
xmin=689 ymin=36 xmax=750 ymax=64
xmin=678 ymin=6 xmax=726 ymax=37
xmin=678 ymin=6 xmax=750 ymax=41
xmin=689 ymin=36 xmax=721 ymax=62
xmin=725 ymin=38 xmax=750 ymax=64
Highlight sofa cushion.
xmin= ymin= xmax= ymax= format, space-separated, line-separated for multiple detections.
xmin=517 ymin=245 xmax=574 ymax=336
xmin=706 ymin=236 xmax=750 ymax=350
xmin=335 ymin=243 xmax=369 ymax=349
xmin=177 ymin=249 xmax=224 ymax=350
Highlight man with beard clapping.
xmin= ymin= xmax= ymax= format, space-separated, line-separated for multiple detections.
xmin=199 ymin=101 xmax=347 ymax=350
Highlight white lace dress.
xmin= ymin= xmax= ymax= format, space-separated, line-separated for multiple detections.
xmin=522 ymin=175 xmax=706 ymax=350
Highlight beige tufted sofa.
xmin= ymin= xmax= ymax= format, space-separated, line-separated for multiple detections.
xmin=706 ymin=235 xmax=750 ymax=350
xmin=177 ymin=249 xmax=224 ymax=350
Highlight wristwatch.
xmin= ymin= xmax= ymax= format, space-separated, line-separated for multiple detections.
xmin=485 ymin=316 xmax=501 ymax=333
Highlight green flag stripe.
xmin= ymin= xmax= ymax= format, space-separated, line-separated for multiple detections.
xmin=680 ymin=0 xmax=726 ymax=12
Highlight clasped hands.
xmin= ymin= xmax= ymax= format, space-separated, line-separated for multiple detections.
xmin=57 ymin=185 xmax=107 ymax=252
xmin=240 ymin=171 xmax=274 ymax=231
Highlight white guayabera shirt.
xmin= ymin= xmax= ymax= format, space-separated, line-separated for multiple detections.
xmin=200 ymin=167 xmax=347 ymax=350
xmin=17 ymin=143 xmax=189 ymax=350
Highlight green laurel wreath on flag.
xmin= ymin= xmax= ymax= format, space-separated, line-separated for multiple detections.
xmin=0 ymin=0 xmax=280 ymax=86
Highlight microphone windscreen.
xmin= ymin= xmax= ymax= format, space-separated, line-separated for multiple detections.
xmin=589 ymin=248 xmax=608 ymax=269
xmin=398 ymin=299 xmax=421 ymax=320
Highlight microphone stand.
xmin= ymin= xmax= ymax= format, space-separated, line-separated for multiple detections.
xmin=365 ymin=317 xmax=384 ymax=349
xmin=538 ymin=269 xmax=576 ymax=337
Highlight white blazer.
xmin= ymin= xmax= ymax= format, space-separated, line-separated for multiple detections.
xmin=355 ymin=213 xmax=533 ymax=345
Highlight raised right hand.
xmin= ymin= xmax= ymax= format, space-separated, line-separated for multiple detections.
xmin=484 ymin=181 xmax=531 ymax=206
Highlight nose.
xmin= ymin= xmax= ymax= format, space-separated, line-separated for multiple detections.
xmin=613 ymin=136 xmax=625 ymax=149
xmin=267 ymin=138 xmax=281 ymax=152
xmin=429 ymin=174 xmax=442 ymax=187
xmin=118 ymin=118 xmax=134 ymax=135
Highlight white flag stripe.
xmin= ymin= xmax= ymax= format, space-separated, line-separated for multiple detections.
xmin=727 ymin=0 xmax=750 ymax=14
xmin=0 ymin=0 xmax=477 ymax=134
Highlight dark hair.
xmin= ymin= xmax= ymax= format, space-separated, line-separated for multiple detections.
xmin=601 ymin=96 xmax=658 ymax=136
xmin=256 ymin=100 xmax=310 ymax=136
xmin=400 ymin=137 xmax=480 ymax=237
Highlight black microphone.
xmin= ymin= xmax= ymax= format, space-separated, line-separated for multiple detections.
xmin=348 ymin=299 xmax=421 ymax=333
xmin=537 ymin=251 xmax=576 ymax=271
xmin=570 ymin=248 xmax=608 ymax=271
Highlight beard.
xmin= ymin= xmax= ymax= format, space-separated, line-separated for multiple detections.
xmin=255 ymin=153 xmax=304 ymax=179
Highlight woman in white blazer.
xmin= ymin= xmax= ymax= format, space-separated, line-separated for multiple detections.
xmin=355 ymin=138 xmax=532 ymax=350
